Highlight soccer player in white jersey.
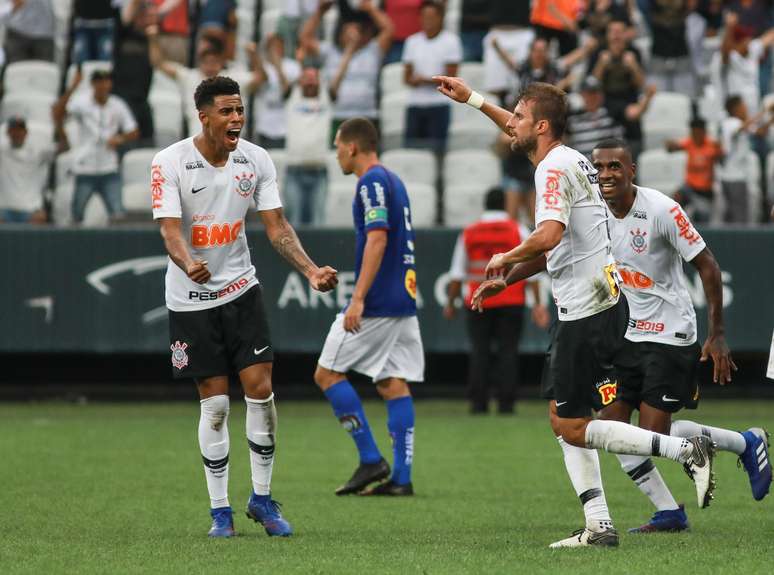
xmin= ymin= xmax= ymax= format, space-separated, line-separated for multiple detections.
xmin=434 ymin=77 xmax=716 ymax=548
xmin=151 ymin=76 xmax=338 ymax=538
xmin=589 ymin=138 xmax=771 ymax=532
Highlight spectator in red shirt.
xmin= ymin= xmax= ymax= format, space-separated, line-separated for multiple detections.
xmin=666 ymin=118 xmax=723 ymax=224
xmin=383 ymin=0 xmax=424 ymax=64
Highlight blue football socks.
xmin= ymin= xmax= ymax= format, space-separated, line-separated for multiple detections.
xmin=386 ymin=396 xmax=415 ymax=485
xmin=324 ymin=380 xmax=382 ymax=464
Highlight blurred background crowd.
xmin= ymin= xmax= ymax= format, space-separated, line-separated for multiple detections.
xmin=1 ymin=0 xmax=773 ymax=229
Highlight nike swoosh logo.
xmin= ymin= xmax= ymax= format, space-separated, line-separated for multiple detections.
xmin=555 ymin=401 xmax=568 ymax=407
xmin=662 ymin=395 xmax=680 ymax=402
xmin=192 ymin=186 xmax=206 ymax=194
xmin=254 ymin=345 xmax=270 ymax=356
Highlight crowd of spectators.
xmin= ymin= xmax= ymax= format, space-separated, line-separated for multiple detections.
xmin=1 ymin=0 xmax=774 ymax=226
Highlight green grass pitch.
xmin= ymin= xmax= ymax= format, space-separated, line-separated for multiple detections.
xmin=1 ymin=399 xmax=772 ymax=574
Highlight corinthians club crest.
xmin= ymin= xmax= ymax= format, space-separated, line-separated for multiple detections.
xmin=234 ymin=172 xmax=255 ymax=197
xmin=170 ymin=340 xmax=189 ymax=370
xmin=630 ymin=228 xmax=647 ymax=254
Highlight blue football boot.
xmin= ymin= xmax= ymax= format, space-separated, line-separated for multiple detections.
xmin=208 ymin=506 xmax=235 ymax=538
xmin=739 ymin=428 xmax=772 ymax=501
xmin=245 ymin=493 xmax=293 ymax=537
xmin=628 ymin=504 xmax=689 ymax=533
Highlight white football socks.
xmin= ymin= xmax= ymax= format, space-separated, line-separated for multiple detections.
xmin=245 ymin=393 xmax=277 ymax=496
xmin=671 ymin=419 xmax=747 ymax=455
xmin=585 ymin=420 xmax=693 ymax=463
xmin=557 ymin=436 xmax=613 ymax=532
xmin=617 ymin=454 xmax=679 ymax=511
xmin=199 ymin=395 xmax=230 ymax=509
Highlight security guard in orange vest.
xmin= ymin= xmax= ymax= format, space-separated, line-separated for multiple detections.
xmin=444 ymin=187 xmax=550 ymax=414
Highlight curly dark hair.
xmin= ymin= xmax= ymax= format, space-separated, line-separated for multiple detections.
xmin=194 ymin=76 xmax=241 ymax=110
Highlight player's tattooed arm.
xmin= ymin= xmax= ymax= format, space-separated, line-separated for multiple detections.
xmin=261 ymin=208 xmax=338 ymax=291
xmin=691 ymin=247 xmax=737 ymax=384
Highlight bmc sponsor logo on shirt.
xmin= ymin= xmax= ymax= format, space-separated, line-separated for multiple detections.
xmin=617 ymin=267 xmax=654 ymax=289
xmin=542 ymin=169 xmax=564 ymax=212
xmin=191 ymin=219 xmax=243 ymax=248
xmin=188 ymin=277 xmax=249 ymax=301
xmin=670 ymin=205 xmax=702 ymax=245
xmin=151 ymin=164 xmax=164 ymax=209
xmin=628 ymin=318 xmax=665 ymax=333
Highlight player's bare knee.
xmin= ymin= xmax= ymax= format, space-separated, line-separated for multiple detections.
xmin=240 ymin=364 xmax=273 ymax=400
xmin=314 ymin=365 xmax=345 ymax=390
xmin=557 ymin=419 xmax=589 ymax=447
xmin=375 ymin=378 xmax=410 ymax=400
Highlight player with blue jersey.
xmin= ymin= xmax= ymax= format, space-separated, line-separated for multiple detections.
xmin=315 ymin=117 xmax=424 ymax=496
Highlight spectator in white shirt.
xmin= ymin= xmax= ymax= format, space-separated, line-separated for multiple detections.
xmin=248 ymin=35 xmax=301 ymax=149
xmin=402 ymin=1 xmax=462 ymax=153
xmin=300 ymin=0 xmax=393 ymax=143
xmin=712 ymin=12 xmax=774 ymax=118
xmin=53 ymin=69 xmax=140 ymax=224
xmin=0 ymin=0 xmax=55 ymax=64
xmin=285 ymin=67 xmax=332 ymax=225
xmin=0 ymin=117 xmax=61 ymax=224
xmin=719 ymin=95 xmax=774 ymax=223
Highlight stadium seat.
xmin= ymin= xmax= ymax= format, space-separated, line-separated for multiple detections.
xmin=323 ymin=183 xmax=356 ymax=227
xmin=444 ymin=183 xmax=485 ymax=226
xmin=380 ymin=62 xmax=406 ymax=97
xmin=745 ymin=151 xmax=762 ymax=224
xmin=52 ymin=183 xmax=74 ymax=225
xmin=449 ymin=91 xmax=499 ymax=150
xmin=442 ymin=149 xmax=502 ymax=192
xmin=259 ymin=9 xmax=280 ymax=43
xmin=149 ymin=69 xmax=179 ymax=100
xmin=444 ymin=7 xmax=460 ymax=34
xmin=0 ymin=92 xmax=56 ymax=124
xmin=3 ymin=60 xmax=61 ymax=96
xmin=55 ymin=150 xmax=75 ymax=189
xmin=122 ymin=183 xmax=150 ymax=214
xmin=267 ymin=148 xmax=287 ymax=193
xmin=150 ymin=93 xmax=184 ymax=147
xmin=326 ymin=152 xmax=358 ymax=189
xmin=381 ymin=149 xmax=437 ymax=186
xmin=458 ymin=62 xmax=484 ymax=89
xmin=82 ymin=196 xmax=110 ymax=228
xmin=121 ymin=148 xmax=157 ymax=189
xmin=405 ymin=182 xmax=436 ymax=227
xmin=635 ymin=149 xmax=686 ymax=197
xmin=379 ymin=91 xmax=408 ymax=150
xmin=642 ymin=91 xmax=692 ymax=150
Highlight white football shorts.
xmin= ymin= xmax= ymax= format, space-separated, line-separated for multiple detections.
xmin=318 ymin=314 xmax=425 ymax=383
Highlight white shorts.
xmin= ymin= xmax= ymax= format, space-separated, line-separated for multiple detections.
xmin=483 ymin=28 xmax=535 ymax=93
xmin=318 ymin=314 xmax=425 ymax=383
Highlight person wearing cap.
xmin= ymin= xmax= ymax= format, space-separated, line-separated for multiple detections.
xmin=565 ymin=76 xmax=624 ymax=159
xmin=52 ymin=68 xmax=140 ymax=224
xmin=0 ymin=116 xmax=61 ymax=223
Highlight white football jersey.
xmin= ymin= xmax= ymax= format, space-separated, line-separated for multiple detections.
xmin=535 ymin=145 xmax=619 ymax=321
xmin=151 ymin=137 xmax=282 ymax=311
xmin=609 ymin=186 xmax=706 ymax=345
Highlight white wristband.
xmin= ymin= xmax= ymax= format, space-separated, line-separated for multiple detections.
xmin=466 ymin=90 xmax=485 ymax=109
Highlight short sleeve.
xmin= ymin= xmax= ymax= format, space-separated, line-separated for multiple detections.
xmin=448 ymin=234 xmax=466 ymax=281
xmin=401 ymin=35 xmax=417 ymax=64
xmin=253 ymin=149 xmax=282 ymax=211
xmin=151 ymin=153 xmax=182 ymax=219
xmin=115 ymin=97 xmax=138 ymax=133
xmin=444 ymin=33 xmax=463 ymax=64
xmin=357 ymin=172 xmax=390 ymax=231
xmin=659 ymin=199 xmax=706 ymax=262
xmin=534 ymin=162 xmax=571 ymax=227
xmin=677 ymin=138 xmax=690 ymax=151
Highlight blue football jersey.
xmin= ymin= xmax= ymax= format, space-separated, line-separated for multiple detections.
xmin=351 ymin=165 xmax=417 ymax=317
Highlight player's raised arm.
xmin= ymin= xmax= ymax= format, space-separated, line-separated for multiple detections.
xmin=690 ymin=247 xmax=737 ymax=384
xmin=432 ymin=75 xmax=513 ymax=133
xmin=259 ymin=207 xmax=338 ymax=291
